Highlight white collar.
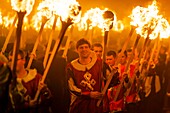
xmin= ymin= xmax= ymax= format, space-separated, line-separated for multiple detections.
xmin=71 ymin=51 xmax=97 ymax=71
xmin=21 ymin=69 xmax=37 ymax=83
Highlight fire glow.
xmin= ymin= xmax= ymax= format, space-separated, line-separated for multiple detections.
xmin=78 ymin=7 xmax=123 ymax=32
xmin=11 ymin=0 xmax=35 ymax=16
xmin=129 ymin=0 xmax=170 ymax=39
xmin=52 ymin=0 xmax=81 ymax=23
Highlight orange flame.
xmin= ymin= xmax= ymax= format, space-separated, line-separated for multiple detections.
xmin=151 ymin=17 xmax=170 ymax=39
xmin=113 ymin=20 xmax=124 ymax=32
xmin=80 ymin=8 xmax=107 ymax=30
xmin=2 ymin=13 xmax=16 ymax=28
xmin=53 ymin=0 xmax=81 ymax=23
xmin=11 ymin=0 xmax=35 ymax=16
xmin=0 ymin=11 xmax=2 ymax=25
xmin=130 ymin=1 xmax=160 ymax=39
xmin=31 ymin=0 xmax=53 ymax=31
xmin=78 ymin=8 xmax=116 ymax=32
xmin=130 ymin=1 xmax=170 ymax=39
xmin=44 ymin=15 xmax=61 ymax=30
xmin=22 ymin=16 xmax=31 ymax=30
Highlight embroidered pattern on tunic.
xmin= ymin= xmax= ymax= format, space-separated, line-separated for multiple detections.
xmin=80 ymin=72 xmax=96 ymax=91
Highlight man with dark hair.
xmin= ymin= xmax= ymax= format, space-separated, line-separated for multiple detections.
xmin=107 ymin=50 xmax=130 ymax=113
xmin=91 ymin=44 xmax=117 ymax=113
xmin=76 ymin=38 xmax=91 ymax=49
xmin=127 ymin=48 xmax=132 ymax=62
xmin=91 ymin=42 xmax=103 ymax=58
xmin=0 ymin=61 xmax=12 ymax=113
xmin=67 ymin=38 xmax=103 ymax=113
xmin=106 ymin=50 xmax=117 ymax=68
xmin=8 ymin=50 xmax=52 ymax=113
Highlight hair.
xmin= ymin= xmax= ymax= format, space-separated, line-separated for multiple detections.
xmin=76 ymin=38 xmax=91 ymax=49
xmin=91 ymin=42 xmax=103 ymax=50
xmin=107 ymin=50 xmax=117 ymax=58
xmin=69 ymin=41 xmax=76 ymax=50
xmin=118 ymin=49 xmax=127 ymax=57
xmin=127 ymin=48 xmax=132 ymax=52
xmin=161 ymin=45 xmax=168 ymax=52
xmin=9 ymin=49 xmax=26 ymax=59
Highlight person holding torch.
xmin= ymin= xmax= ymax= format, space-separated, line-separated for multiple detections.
xmin=67 ymin=38 xmax=104 ymax=113
xmin=8 ymin=50 xmax=52 ymax=113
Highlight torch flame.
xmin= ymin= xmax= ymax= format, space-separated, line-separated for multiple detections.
xmin=113 ymin=20 xmax=124 ymax=32
xmin=78 ymin=8 xmax=116 ymax=31
xmin=53 ymin=0 xmax=81 ymax=23
xmin=31 ymin=0 xmax=53 ymax=31
xmin=2 ymin=14 xmax=16 ymax=28
xmin=129 ymin=1 xmax=159 ymax=39
xmin=11 ymin=0 xmax=35 ymax=16
xmin=23 ymin=16 xmax=30 ymax=30
xmin=130 ymin=0 xmax=170 ymax=39
xmin=81 ymin=8 xmax=107 ymax=30
xmin=0 ymin=11 xmax=2 ymax=25
xmin=152 ymin=17 xmax=170 ymax=39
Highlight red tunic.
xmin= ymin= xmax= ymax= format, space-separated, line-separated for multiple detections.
xmin=67 ymin=53 xmax=103 ymax=113
xmin=107 ymin=64 xmax=126 ymax=111
xmin=14 ymin=69 xmax=50 ymax=113
xmin=126 ymin=64 xmax=137 ymax=103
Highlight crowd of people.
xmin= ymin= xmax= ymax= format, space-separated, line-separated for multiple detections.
xmin=0 ymin=38 xmax=170 ymax=113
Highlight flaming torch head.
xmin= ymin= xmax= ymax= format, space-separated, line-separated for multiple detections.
xmin=102 ymin=10 xmax=114 ymax=31
xmin=53 ymin=0 xmax=81 ymax=24
xmin=11 ymin=0 xmax=35 ymax=16
xmin=68 ymin=4 xmax=81 ymax=23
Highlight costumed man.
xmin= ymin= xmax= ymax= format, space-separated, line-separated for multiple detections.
xmin=125 ymin=58 xmax=138 ymax=113
xmin=92 ymin=43 xmax=116 ymax=113
xmin=91 ymin=42 xmax=103 ymax=59
xmin=107 ymin=50 xmax=129 ymax=113
xmin=105 ymin=50 xmax=120 ymax=112
xmin=0 ymin=60 xmax=12 ymax=113
xmin=105 ymin=50 xmax=119 ymax=95
xmin=138 ymin=48 xmax=161 ymax=113
xmin=154 ymin=45 xmax=168 ymax=113
xmin=8 ymin=50 xmax=52 ymax=113
xmin=67 ymin=38 xmax=104 ymax=113
xmin=163 ymin=48 xmax=170 ymax=112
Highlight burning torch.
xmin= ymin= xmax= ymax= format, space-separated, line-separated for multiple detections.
xmin=97 ymin=10 xmax=115 ymax=107
xmin=33 ymin=0 xmax=81 ymax=101
xmin=27 ymin=4 xmax=52 ymax=69
xmin=10 ymin=0 xmax=34 ymax=75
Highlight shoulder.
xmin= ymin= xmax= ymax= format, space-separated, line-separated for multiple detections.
xmin=23 ymin=69 xmax=41 ymax=82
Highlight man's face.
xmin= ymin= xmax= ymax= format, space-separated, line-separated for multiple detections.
xmin=93 ymin=46 xmax=103 ymax=58
xmin=160 ymin=47 xmax=166 ymax=54
xmin=8 ymin=54 xmax=25 ymax=72
xmin=77 ymin=44 xmax=91 ymax=59
xmin=119 ymin=53 xmax=127 ymax=65
xmin=127 ymin=51 xmax=132 ymax=60
xmin=106 ymin=55 xmax=116 ymax=66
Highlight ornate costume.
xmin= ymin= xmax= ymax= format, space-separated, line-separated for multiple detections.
xmin=67 ymin=52 xmax=103 ymax=113
xmin=126 ymin=64 xmax=137 ymax=104
xmin=9 ymin=69 xmax=51 ymax=113
xmin=0 ymin=61 xmax=12 ymax=113
xmin=107 ymin=64 xmax=126 ymax=112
